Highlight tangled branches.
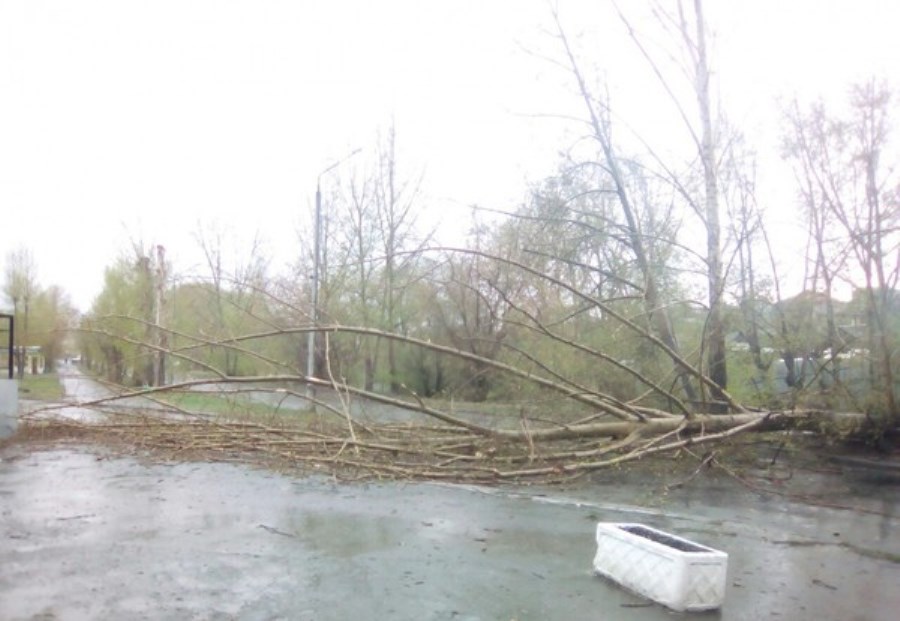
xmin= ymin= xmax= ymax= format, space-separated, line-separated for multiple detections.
xmin=17 ymin=397 xmax=867 ymax=484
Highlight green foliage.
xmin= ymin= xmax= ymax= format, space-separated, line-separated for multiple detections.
xmin=2 ymin=248 xmax=77 ymax=378
xmin=29 ymin=286 xmax=78 ymax=373
xmin=168 ymin=282 xmax=275 ymax=378
xmin=724 ymin=350 xmax=776 ymax=407
xmin=81 ymin=255 xmax=155 ymax=386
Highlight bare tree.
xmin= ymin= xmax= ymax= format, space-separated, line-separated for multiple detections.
xmin=336 ymin=163 xmax=380 ymax=389
xmin=686 ymin=0 xmax=727 ymax=400
xmin=373 ymin=123 xmax=426 ymax=393
xmin=430 ymin=220 xmax=524 ymax=402
xmin=551 ymin=7 xmax=701 ymax=407
xmin=3 ymin=247 xmax=38 ymax=379
xmin=782 ymin=101 xmax=852 ymax=394
xmin=196 ymin=226 xmax=268 ymax=377
xmin=324 ymin=123 xmax=428 ymax=393
xmin=608 ymin=0 xmax=729 ymax=406
xmin=782 ymin=81 xmax=900 ymax=421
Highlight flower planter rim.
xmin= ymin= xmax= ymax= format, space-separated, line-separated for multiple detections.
xmin=597 ymin=522 xmax=727 ymax=558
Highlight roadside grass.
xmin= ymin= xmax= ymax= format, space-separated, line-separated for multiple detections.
xmin=155 ymin=389 xmax=594 ymax=430
xmin=155 ymin=391 xmax=317 ymax=425
xmin=18 ymin=373 xmax=65 ymax=401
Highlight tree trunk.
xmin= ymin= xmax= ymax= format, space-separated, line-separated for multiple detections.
xmin=364 ymin=356 xmax=375 ymax=392
xmin=488 ymin=409 xmax=869 ymax=442
xmin=553 ymin=11 xmax=699 ymax=406
xmin=693 ymin=0 xmax=727 ymax=409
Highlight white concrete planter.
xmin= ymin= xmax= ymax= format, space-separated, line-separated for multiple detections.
xmin=593 ymin=522 xmax=727 ymax=612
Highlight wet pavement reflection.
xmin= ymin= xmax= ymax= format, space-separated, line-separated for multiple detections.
xmin=2 ymin=443 xmax=899 ymax=620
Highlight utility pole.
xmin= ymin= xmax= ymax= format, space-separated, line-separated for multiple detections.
xmin=306 ymin=181 xmax=322 ymax=402
xmin=306 ymin=148 xmax=362 ymax=405
xmin=153 ymin=245 xmax=167 ymax=386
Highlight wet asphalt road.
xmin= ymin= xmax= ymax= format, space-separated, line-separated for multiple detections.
xmin=2 ymin=368 xmax=900 ymax=620
xmin=2 ymin=444 xmax=900 ymax=620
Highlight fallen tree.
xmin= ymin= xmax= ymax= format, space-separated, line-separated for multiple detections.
xmin=18 ymin=397 xmax=871 ymax=483
xmin=58 ymin=244 xmax=890 ymax=483
xmin=21 ymin=326 xmax=874 ymax=483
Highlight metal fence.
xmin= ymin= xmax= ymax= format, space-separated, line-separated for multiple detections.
xmin=0 ymin=314 xmax=12 ymax=380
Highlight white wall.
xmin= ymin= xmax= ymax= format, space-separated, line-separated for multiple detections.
xmin=0 ymin=379 xmax=18 ymax=439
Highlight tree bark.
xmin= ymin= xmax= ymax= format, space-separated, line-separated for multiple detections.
xmin=692 ymin=0 xmax=728 ymax=407
xmin=552 ymin=9 xmax=699 ymax=407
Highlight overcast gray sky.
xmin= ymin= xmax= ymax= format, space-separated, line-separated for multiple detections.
xmin=2 ymin=0 xmax=898 ymax=311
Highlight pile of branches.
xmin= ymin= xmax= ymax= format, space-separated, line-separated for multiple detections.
xmin=18 ymin=383 xmax=869 ymax=484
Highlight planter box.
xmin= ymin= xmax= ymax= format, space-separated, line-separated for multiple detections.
xmin=593 ymin=522 xmax=727 ymax=612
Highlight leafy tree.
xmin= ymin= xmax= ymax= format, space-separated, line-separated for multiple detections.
xmin=83 ymin=245 xmax=165 ymax=386
xmin=29 ymin=286 xmax=78 ymax=373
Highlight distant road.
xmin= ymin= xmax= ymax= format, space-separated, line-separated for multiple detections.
xmin=57 ymin=361 xmax=114 ymax=401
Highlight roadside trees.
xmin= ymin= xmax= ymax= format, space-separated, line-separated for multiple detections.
xmin=3 ymin=247 xmax=38 ymax=378
xmin=195 ymin=227 xmax=270 ymax=377
xmin=323 ymin=124 xmax=428 ymax=393
xmin=549 ymin=1 xmax=736 ymax=409
xmin=29 ymin=286 xmax=77 ymax=373
xmin=783 ymin=81 xmax=900 ymax=421
xmin=83 ymin=245 xmax=169 ymax=386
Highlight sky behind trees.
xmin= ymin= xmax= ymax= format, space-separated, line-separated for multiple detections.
xmin=1 ymin=0 xmax=898 ymax=311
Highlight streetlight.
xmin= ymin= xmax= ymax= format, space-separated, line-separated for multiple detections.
xmin=306 ymin=148 xmax=362 ymax=404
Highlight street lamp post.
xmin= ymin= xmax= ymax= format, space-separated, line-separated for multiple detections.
xmin=306 ymin=148 xmax=361 ymax=405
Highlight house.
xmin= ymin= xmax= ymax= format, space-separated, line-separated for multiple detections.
xmin=23 ymin=346 xmax=45 ymax=375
